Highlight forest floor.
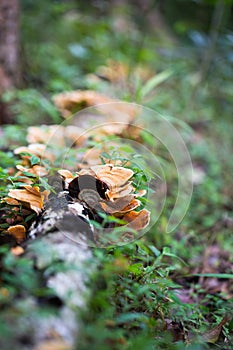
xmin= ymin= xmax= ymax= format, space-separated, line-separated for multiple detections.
xmin=0 ymin=3 xmax=233 ymax=349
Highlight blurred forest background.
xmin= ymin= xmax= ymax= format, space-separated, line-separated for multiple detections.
xmin=0 ymin=0 xmax=233 ymax=349
xmin=1 ymin=0 xmax=232 ymax=125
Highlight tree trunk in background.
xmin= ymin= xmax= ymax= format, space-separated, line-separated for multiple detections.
xmin=0 ymin=0 xmax=20 ymax=124
xmin=111 ymin=0 xmax=177 ymax=44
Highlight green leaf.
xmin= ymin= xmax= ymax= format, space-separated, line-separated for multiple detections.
xmin=101 ymin=152 xmax=112 ymax=159
xmin=25 ymin=213 xmax=36 ymax=222
xmin=162 ymin=247 xmax=188 ymax=266
xmin=30 ymin=155 xmax=41 ymax=166
xmin=194 ymin=273 xmax=233 ymax=279
xmin=140 ymin=70 xmax=173 ymax=98
xmin=228 ymin=317 xmax=233 ymax=332
xmin=148 ymin=245 xmax=161 ymax=257
xmin=128 ymin=263 xmax=143 ymax=275
xmin=116 ymin=312 xmax=149 ymax=324
xmin=20 ymin=171 xmax=38 ymax=178
xmin=0 ymin=223 xmax=9 ymax=229
xmin=39 ymin=177 xmax=54 ymax=192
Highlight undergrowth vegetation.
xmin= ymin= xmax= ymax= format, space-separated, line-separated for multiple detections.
xmin=0 ymin=1 xmax=233 ymax=349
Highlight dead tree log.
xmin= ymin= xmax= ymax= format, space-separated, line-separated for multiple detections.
xmin=27 ymin=191 xmax=96 ymax=350
xmin=0 ymin=190 xmax=96 ymax=350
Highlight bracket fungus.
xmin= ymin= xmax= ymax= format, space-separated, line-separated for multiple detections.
xmin=58 ymin=163 xmax=150 ymax=243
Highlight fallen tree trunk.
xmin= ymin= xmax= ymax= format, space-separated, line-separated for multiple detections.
xmin=26 ymin=232 xmax=94 ymax=350
xmin=1 ymin=164 xmax=148 ymax=349
xmin=0 ymin=190 xmax=96 ymax=350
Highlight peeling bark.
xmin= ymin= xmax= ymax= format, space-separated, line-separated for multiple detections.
xmin=0 ymin=192 xmax=95 ymax=350
xmin=26 ymin=230 xmax=94 ymax=350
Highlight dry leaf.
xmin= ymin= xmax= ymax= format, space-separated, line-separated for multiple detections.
xmin=201 ymin=316 xmax=231 ymax=344
xmin=7 ymin=225 xmax=26 ymax=242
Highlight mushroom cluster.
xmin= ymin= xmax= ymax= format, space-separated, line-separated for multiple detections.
xmin=2 ymin=89 xmax=150 ymax=248
xmin=59 ymin=163 xmax=150 ymax=245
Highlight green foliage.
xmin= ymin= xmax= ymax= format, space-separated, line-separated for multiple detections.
xmin=2 ymin=89 xmax=61 ymax=125
xmin=0 ymin=1 xmax=232 ymax=349
xmin=78 ymin=241 xmax=233 ymax=349
xmin=0 ymin=125 xmax=27 ymax=148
